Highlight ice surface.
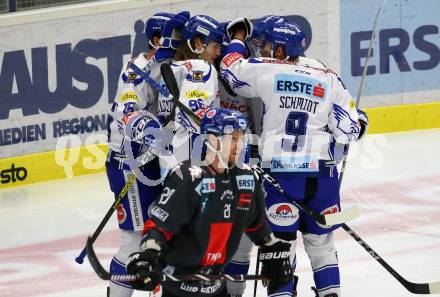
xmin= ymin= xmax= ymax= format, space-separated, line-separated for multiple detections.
xmin=1 ymin=130 xmax=440 ymax=297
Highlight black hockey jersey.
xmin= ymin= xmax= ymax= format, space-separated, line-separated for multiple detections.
xmin=143 ymin=160 xmax=271 ymax=296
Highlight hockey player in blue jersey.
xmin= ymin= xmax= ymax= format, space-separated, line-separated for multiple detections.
xmin=105 ymin=11 xmax=190 ymax=297
xmin=220 ymin=19 xmax=368 ymax=297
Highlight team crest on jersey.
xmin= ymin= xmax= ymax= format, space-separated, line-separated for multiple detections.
xmin=195 ymin=178 xmax=216 ymax=195
xmin=267 ymin=203 xmax=299 ymax=226
xmin=236 ymin=175 xmax=255 ymax=191
xmin=186 ymin=66 xmax=212 ymax=83
xmin=116 ymin=204 xmax=127 ymax=224
xmin=122 ymin=70 xmax=143 ymax=85
xmin=128 ymin=73 xmax=137 ymax=81
xmin=193 ymin=70 xmax=203 ymax=81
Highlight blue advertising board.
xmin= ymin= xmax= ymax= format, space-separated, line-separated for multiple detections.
xmin=340 ymin=0 xmax=440 ymax=97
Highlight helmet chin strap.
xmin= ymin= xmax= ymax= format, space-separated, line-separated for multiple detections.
xmin=187 ymin=40 xmax=205 ymax=55
xmin=205 ymin=136 xmax=233 ymax=170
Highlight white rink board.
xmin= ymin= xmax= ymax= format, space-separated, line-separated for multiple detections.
xmin=0 ymin=0 xmax=335 ymax=158
xmin=0 ymin=0 xmax=439 ymax=157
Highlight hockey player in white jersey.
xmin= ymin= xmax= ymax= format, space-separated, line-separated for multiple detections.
xmin=157 ymin=15 xmax=223 ymax=168
xmin=105 ymin=11 xmax=190 ymax=297
xmin=217 ymin=16 xmax=286 ymax=297
xmin=220 ymin=19 xmax=368 ymax=297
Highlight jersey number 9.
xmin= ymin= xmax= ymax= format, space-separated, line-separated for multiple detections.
xmin=282 ymin=111 xmax=309 ymax=152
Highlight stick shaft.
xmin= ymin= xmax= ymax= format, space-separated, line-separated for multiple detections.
xmin=75 ymin=173 xmax=137 ymax=264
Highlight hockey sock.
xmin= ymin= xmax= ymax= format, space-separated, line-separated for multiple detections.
xmin=224 ymin=260 xmax=250 ymax=295
xmin=109 ymin=256 xmax=134 ymax=297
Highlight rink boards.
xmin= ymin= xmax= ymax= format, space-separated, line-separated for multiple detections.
xmin=1 ymin=102 xmax=439 ymax=189
xmin=0 ymin=0 xmax=439 ymax=188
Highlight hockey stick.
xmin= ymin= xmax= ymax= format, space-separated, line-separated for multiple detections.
xmin=129 ymin=63 xmax=178 ymax=125
xmin=75 ymin=63 xmax=175 ymax=264
xmin=160 ymin=63 xmax=361 ymax=226
xmin=338 ymin=0 xmax=385 ymax=184
xmin=253 ymin=249 xmax=261 ymax=297
xmin=341 ymin=224 xmax=440 ymax=294
xmin=75 ymin=150 xmax=155 ymax=263
xmin=85 ymin=236 xmax=269 ymax=282
xmin=75 ymin=172 xmax=137 ymax=264
xmin=337 ymin=1 xmax=440 ymax=294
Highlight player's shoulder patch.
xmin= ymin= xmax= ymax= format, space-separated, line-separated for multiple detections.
xmin=235 ymin=174 xmax=255 ymax=191
xmin=223 ymin=52 xmax=244 ymax=67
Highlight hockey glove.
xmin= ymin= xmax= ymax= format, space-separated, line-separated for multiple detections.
xmin=160 ymin=11 xmax=190 ymax=49
xmin=127 ymin=239 xmax=162 ymax=291
xmin=259 ymin=241 xmax=293 ymax=294
xmin=357 ymin=108 xmax=368 ymax=140
xmin=226 ymin=18 xmax=253 ymax=42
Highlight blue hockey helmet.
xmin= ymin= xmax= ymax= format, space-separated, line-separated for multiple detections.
xmin=201 ymin=108 xmax=247 ymax=136
xmin=182 ymin=15 xmax=224 ymax=53
xmin=248 ymin=15 xmax=286 ymax=57
xmin=220 ymin=21 xmax=231 ymax=46
xmin=145 ymin=12 xmax=174 ymax=48
xmin=264 ymin=21 xmax=305 ymax=59
xmin=252 ymin=15 xmax=286 ymax=39
xmin=287 ymin=22 xmax=307 ymax=52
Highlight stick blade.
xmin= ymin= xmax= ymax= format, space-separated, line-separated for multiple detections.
xmin=160 ymin=64 xmax=180 ymax=98
xmin=323 ymin=205 xmax=362 ymax=226
xmin=429 ymin=281 xmax=440 ymax=294
xmin=86 ymin=236 xmax=111 ymax=280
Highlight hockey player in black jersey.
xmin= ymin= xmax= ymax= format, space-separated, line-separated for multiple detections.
xmin=126 ymin=108 xmax=293 ymax=297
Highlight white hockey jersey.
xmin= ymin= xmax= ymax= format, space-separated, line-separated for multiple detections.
xmin=221 ymin=41 xmax=361 ymax=172
xmin=217 ymin=77 xmax=264 ymax=136
xmin=158 ymin=59 xmax=219 ymax=166
xmin=108 ymin=52 xmax=168 ymax=156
